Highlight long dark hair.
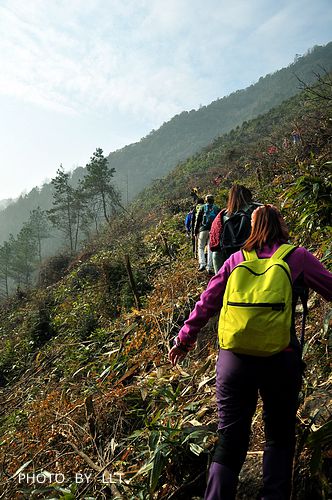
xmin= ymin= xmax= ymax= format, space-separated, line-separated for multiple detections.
xmin=243 ymin=205 xmax=289 ymax=251
xmin=226 ymin=184 xmax=252 ymax=214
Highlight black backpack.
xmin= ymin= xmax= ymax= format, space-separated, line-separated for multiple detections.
xmin=220 ymin=205 xmax=257 ymax=259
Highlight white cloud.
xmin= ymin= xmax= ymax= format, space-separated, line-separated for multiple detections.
xmin=0 ymin=0 xmax=331 ymax=200
xmin=0 ymin=0 xmax=280 ymax=122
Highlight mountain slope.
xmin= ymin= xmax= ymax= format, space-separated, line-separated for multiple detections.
xmin=0 ymin=78 xmax=331 ymax=499
xmin=109 ymin=42 xmax=332 ymax=200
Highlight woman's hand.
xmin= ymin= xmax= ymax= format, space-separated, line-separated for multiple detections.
xmin=169 ymin=345 xmax=188 ymax=367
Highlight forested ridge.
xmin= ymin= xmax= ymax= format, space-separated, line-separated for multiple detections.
xmin=0 ymin=42 xmax=332 ymax=255
xmin=0 ymin=71 xmax=331 ymax=499
xmin=109 ymin=42 xmax=332 ymax=201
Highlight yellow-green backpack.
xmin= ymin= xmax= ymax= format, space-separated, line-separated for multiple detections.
xmin=218 ymin=244 xmax=295 ymax=356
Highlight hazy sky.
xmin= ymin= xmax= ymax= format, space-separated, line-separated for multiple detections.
xmin=0 ymin=0 xmax=331 ymax=201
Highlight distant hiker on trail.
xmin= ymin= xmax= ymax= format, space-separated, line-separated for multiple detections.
xmin=209 ymin=184 xmax=261 ymax=274
xmin=213 ymin=174 xmax=223 ymax=186
xmin=283 ymin=137 xmax=290 ymax=149
xmin=185 ymin=208 xmax=193 ymax=236
xmin=194 ymin=194 xmax=220 ymax=273
xmin=190 ymin=187 xmax=200 ymax=203
xmin=191 ymin=197 xmax=204 ymax=257
xmin=185 ymin=207 xmax=195 ymax=254
xmin=169 ymin=205 xmax=332 ymax=500
xmin=291 ymin=128 xmax=301 ymax=145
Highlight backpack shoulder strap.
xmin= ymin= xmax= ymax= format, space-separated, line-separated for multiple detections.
xmin=272 ymin=244 xmax=309 ymax=353
xmin=243 ymin=244 xmax=295 ymax=262
xmin=271 ymin=244 xmax=296 ymax=261
xmin=242 ymin=249 xmax=258 ymax=261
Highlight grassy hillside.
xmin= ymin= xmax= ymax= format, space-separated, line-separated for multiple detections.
xmin=0 ymin=77 xmax=331 ymax=499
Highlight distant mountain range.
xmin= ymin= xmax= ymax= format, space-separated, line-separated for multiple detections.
xmin=109 ymin=42 xmax=332 ymax=201
xmin=0 ymin=199 xmax=13 ymax=210
xmin=0 ymin=41 xmax=331 ymax=245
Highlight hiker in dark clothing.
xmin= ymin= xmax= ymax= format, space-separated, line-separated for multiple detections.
xmin=185 ymin=207 xmax=195 ymax=254
xmin=194 ymin=194 xmax=220 ymax=273
xmin=169 ymin=205 xmax=332 ymax=500
xmin=185 ymin=208 xmax=194 ymax=235
xmin=210 ymin=185 xmax=261 ymax=273
xmin=291 ymin=129 xmax=301 ymax=145
xmin=190 ymin=187 xmax=200 ymax=203
xmin=191 ymin=197 xmax=205 ymax=258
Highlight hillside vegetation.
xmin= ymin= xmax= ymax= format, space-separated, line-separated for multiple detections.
xmin=0 ymin=75 xmax=331 ymax=499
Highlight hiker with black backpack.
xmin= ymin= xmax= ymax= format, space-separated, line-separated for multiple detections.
xmin=210 ymin=184 xmax=261 ymax=273
xmin=191 ymin=197 xmax=205 ymax=258
xmin=169 ymin=205 xmax=332 ymax=500
xmin=194 ymin=194 xmax=220 ymax=273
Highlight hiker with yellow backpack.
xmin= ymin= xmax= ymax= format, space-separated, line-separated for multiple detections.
xmin=169 ymin=205 xmax=332 ymax=500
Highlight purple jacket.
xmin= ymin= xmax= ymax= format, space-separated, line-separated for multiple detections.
xmin=178 ymin=243 xmax=332 ymax=347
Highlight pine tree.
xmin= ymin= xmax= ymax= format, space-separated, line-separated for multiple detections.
xmin=0 ymin=241 xmax=12 ymax=298
xmin=27 ymin=207 xmax=50 ymax=262
xmin=8 ymin=227 xmax=38 ymax=288
xmin=47 ymin=166 xmax=83 ymax=253
xmin=82 ymin=148 xmax=121 ymax=225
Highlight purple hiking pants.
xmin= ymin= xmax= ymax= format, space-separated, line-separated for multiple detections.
xmin=205 ymin=349 xmax=302 ymax=500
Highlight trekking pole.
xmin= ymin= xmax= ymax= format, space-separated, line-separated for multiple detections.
xmin=300 ymin=288 xmax=309 ymax=354
xmin=194 ymin=235 xmax=198 ymax=259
